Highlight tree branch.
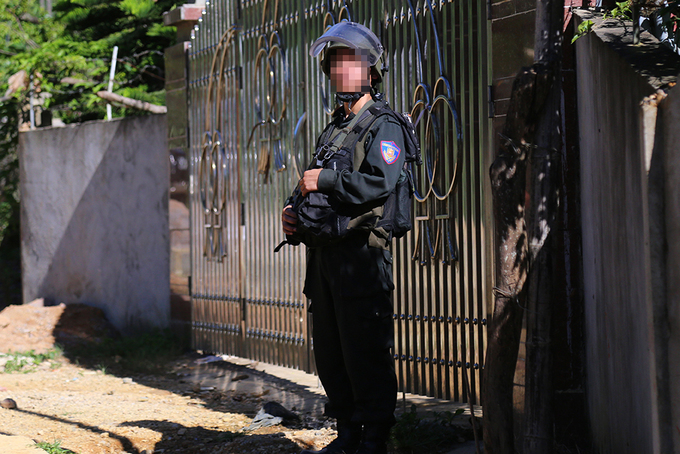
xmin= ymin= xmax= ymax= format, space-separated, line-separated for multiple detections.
xmin=95 ymin=91 xmax=167 ymax=114
xmin=10 ymin=12 xmax=39 ymax=49
xmin=18 ymin=13 xmax=40 ymax=24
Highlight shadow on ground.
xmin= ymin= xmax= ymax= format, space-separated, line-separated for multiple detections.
xmin=120 ymin=419 xmax=304 ymax=454
xmin=51 ymin=312 xmax=331 ymax=453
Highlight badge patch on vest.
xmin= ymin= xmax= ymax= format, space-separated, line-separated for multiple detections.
xmin=380 ymin=141 xmax=400 ymax=165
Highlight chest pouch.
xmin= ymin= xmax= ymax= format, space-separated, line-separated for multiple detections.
xmin=276 ymin=99 xmax=421 ymax=252
xmin=290 ymin=111 xmax=376 ymax=248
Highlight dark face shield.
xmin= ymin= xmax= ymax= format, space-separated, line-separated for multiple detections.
xmin=310 ymin=21 xmax=384 ymax=69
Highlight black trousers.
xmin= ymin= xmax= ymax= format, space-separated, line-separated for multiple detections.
xmin=304 ymin=233 xmax=398 ymax=424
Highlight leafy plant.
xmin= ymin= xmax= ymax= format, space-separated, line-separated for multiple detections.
xmin=432 ymin=408 xmax=466 ymax=425
xmin=0 ymin=0 xmax=177 ymax=124
xmin=571 ymin=1 xmax=633 ymax=43
xmin=35 ymin=440 xmax=78 ymax=454
xmin=604 ymin=1 xmax=633 ymax=20
xmin=572 ymin=1 xmax=680 ymax=46
xmin=572 ymin=19 xmax=595 ymax=43
xmin=0 ymin=98 xmax=20 ymax=306
xmin=658 ymin=1 xmax=680 ymax=48
xmin=1 ymin=348 xmax=63 ymax=373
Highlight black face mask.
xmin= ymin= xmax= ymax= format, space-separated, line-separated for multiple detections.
xmin=336 ymin=92 xmax=364 ymax=104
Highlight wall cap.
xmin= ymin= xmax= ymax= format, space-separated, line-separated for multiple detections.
xmin=574 ymin=10 xmax=680 ymax=92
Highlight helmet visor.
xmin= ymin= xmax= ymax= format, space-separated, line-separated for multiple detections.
xmin=309 ymin=22 xmax=383 ymax=66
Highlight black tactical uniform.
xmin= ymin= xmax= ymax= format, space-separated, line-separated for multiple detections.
xmin=288 ymin=21 xmax=405 ymax=454
xmin=303 ymin=99 xmax=406 ymax=427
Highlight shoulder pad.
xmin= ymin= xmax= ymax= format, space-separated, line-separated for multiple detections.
xmin=367 ymin=103 xmax=422 ymax=165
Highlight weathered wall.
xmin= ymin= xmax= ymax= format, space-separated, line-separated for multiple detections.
xmin=19 ymin=114 xmax=170 ymax=335
xmin=660 ymin=85 xmax=680 ymax=452
xmin=575 ymin=10 xmax=680 ymax=454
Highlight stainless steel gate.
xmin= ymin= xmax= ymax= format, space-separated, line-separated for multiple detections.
xmin=188 ymin=0 xmax=492 ymax=403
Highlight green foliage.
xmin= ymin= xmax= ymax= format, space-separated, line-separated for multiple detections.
xmin=658 ymin=1 xmax=680 ymax=46
xmin=0 ymin=99 xmax=19 ymax=245
xmin=571 ymin=1 xmax=632 ymax=43
xmin=604 ymin=1 xmax=633 ymax=21
xmin=572 ymin=1 xmax=680 ymax=44
xmin=572 ymin=19 xmax=595 ymax=43
xmin=120 ymin=0 xmax=157 ymax=19
xmin=0 ymin=1 xmax=62 ymax=57
xmin=0 ymin=98 xmax=20 ymax=305
xmin=0 ymin=0 xmax=176 ymax=124
xmin=659 ymin=0 xmax=680 ymax=16
xmin=431 ymin=408 xmax=466 ymax=425
xmin=1 ymin=348 xmax=63 ymax=373
xmin=35 ymin=440 xmax=78 ymax=454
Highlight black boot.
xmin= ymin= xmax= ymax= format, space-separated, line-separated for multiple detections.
xmin=300 ymin=419 xmax=362 ymax=454
xmin=353 ymin=422 xmax=391 ymax=454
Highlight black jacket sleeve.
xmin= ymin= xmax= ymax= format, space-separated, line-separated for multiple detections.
xmin=316 ymin=118 xmax=406 ymax=206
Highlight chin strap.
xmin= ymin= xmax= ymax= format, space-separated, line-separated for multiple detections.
xmin=336 ymin=92 xmax=365 ymax=104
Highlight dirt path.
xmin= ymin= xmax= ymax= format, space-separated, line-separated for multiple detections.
xmin=0 ymin=355 xmax=335 ymax=454
xmin=0 ymin=302 xmax=337 ymax=454
xmin=0 ymin=302 xmax=478 ymax=454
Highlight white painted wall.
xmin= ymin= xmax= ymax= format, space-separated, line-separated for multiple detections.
xmin=19 ymin=114 xmax=169 ymax=335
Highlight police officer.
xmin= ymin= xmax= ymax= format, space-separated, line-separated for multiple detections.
xmin=281 ymin=22 xmax=406 ymax=454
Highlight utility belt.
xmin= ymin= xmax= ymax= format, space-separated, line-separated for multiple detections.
xmin=275 ymin=99 xmax=420 ymax=252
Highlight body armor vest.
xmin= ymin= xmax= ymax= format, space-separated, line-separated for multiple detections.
xmin=275 ymin=98 xmax=420 ymax=252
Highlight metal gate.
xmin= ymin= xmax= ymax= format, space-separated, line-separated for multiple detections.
xmin=188 ymin=0 xmax=492 ymax=403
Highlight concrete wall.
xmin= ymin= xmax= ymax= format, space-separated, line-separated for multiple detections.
xmin=575 ymin=10 xmax=680 ymax=454
xmin=660 ymin=85 xmax=680 ymax=452
xmin=19 ymin=114 xmax=170 ymax=335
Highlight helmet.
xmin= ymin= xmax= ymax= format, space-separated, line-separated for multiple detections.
xmin=310 ymin=21 xmax=385 ymax=87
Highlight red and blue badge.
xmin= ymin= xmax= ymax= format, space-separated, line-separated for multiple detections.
xmin=380 ymin=141 xmax=401 ymax=165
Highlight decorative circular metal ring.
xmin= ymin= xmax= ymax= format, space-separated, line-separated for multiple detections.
xmin=199 ymin=131 xmax=214 ymax=214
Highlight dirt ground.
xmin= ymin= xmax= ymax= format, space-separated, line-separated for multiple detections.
xmin=0 ymin=355 xmax=337 ymax=454
xmin=0 ymin=302 xmax=478 ymax=454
